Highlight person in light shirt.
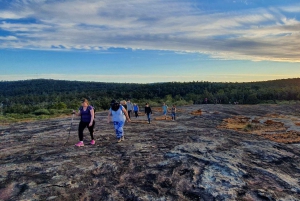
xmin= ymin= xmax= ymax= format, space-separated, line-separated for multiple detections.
xmin=107 ymin=100 xmax=130 ymax=143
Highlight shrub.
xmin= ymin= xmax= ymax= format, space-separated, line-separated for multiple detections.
xmin=36 ymin=115 xmax=50 ymax=120
xmin=49 ymin=109 xmax=58 ymax=115
xmin=173 ymin=100 xmax=193 ymax=106
xmin=34 ymin=109 xmax=50 ymax=115
xmin=243 ymin=123 xmax=254 ymax=132
xmin=51 ymin=102 xmax=67 ymax=110
xmin=62 ymin=109 xmax=72 ymax=114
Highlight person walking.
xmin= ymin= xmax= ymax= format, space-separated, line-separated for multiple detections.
xmin=162 ymin=103 xmax=168 ymax=120
xmin=145 ymin=103 xmax=152 ymax=124
xmin=120 ymin=100 xmax=128 ymax=122
xmin=133 ymin=103 xmax=139 ymax=118
xmin=120 ymin=100 xmax=127 ymax=110
xmin=107 ymin=100 xmax=130 ymax=143
xmin=171 ymin=105 xmax=177 ymax=121
xmin=73 ymin=99 xmax=95 ymax=147
xmin=126 ymin=100 xmax=133 ymax=119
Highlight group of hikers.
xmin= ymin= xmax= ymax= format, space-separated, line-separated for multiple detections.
xmin=72 ymin=99 xmax=177 ymax=146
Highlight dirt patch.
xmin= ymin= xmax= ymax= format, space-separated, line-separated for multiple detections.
xmin=218 ymin=114 xmax=300 ymax=144
xmin=151 ymin=107 xmax=163 ymax=112
xmin=295 ymin=122 xmax=300 ymax=126
xmin=191 ymin=109 xmax=202 ymax=115
xmin=262 ymin=131 xmax=300 ymax=144
xmin=220 ymin=116 xmax=252 ymax=130
xmin=251 ymin=118 xmax=260 ymax=124
xmin=264 ymin=120 xmax=284 ymax=127
xmin=136 ymin=112 xmax=145 ymax=116
xmin=265 ymin=113 xmax=286 ymax=118
xmin=151 ymin=107 xmax=183 ymax=113
xmin=154 ymin=116 xmax=173 ymax=121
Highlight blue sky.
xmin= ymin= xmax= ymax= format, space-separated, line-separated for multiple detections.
xmin=0 ymin=0 xmax=299 ymax=83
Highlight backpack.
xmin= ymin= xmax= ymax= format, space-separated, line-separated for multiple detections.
xmin=91 ymin=105 xmax=96 ymax=117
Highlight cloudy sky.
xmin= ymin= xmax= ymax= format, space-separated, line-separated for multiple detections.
xmin=0 ymin=0 xmax=299 ymax=83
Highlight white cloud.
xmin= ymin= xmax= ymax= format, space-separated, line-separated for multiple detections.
xmin=0 ymin=36 xmax=17 ymax=40
xmin=0 ymin=0 xmax=300 ymax=62
xmin=0 ymin=11 xmax=27 ymax=19
xmin=0 ymin=21 xmax=51 ymax=32
xmin=280 ymin=4 xmax=300 ymax=13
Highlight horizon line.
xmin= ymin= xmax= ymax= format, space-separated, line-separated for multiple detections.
xmin=1 ymin=77 xmax=300 ymax=85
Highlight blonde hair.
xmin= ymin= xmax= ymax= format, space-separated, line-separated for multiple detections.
xmin=81 ymin=98 xmax=89 ymax=105
xmin=120 ymin=100 xmax=126 ymax=105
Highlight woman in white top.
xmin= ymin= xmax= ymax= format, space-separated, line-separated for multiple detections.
xmin=107 ymin=100 xmax=130 ymax=143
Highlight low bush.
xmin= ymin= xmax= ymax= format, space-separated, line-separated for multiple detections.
xmin=34 ymin=109 xmax=50 ymax=115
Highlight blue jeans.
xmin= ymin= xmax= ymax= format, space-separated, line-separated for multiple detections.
xmin=172 ymin=112 xmax=176 ymax=120
xmin=146 ymin=113 xmax=151 ymax=123
xmin=113 ymin=121 xmax=124 ymax=139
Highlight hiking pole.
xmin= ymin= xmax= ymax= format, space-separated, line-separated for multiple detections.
xmin=64 ymin=112 xmax=75 ymax=146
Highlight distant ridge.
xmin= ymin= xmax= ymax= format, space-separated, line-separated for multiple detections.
xmin=1 ymin=77 xmax=300 ymax=85
xmin=1 ymin=78 xmax=300 ymax=114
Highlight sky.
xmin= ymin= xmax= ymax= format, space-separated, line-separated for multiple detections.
xmin=0 ymin=0 xmax=299 ymax=83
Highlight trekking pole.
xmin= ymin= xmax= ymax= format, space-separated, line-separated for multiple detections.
xmin=64 ymin=112 xmax=75 ymax=146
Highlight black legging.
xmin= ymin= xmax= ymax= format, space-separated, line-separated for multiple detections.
xmin=134 ymin=111 xmax=138 ymax=118
xmin=78 ymin=120 xmax=95 ymax=141
xmin=128 ymin=110 xmax=132 ymax=119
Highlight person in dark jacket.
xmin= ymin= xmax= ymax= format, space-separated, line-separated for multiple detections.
xmin=145 ymin=103 xmax=152 ymax=124
xmin=73 ymin=98 xmax=95 ymax=147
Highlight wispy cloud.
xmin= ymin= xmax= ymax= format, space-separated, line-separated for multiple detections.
xmin=0 ymin=36 xmax=17 ymax=40
xmin=0 ymin=0 xmax=299 ymax=62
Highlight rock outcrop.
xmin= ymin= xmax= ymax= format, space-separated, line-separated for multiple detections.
xmin=0 ymin=104 xmax=300 ymax=200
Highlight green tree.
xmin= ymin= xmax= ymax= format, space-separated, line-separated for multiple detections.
xmin=246 ymin=93 xmax=259 ymax=104
xmin=52 ymin=102 xmax=67 ymax=110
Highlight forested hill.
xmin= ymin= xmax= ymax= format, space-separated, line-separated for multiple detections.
xmin=0 ymin=78 xmax=300 ymax=115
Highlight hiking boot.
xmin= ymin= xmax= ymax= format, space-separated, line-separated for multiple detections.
xmin=117 ymin=138 xmax=122 ymax=143
xmin=90 ymin=140 xmax=95 ymax=145
xmin=121 ymin=136 xmax=125 ymax=141
xmin=75 ymin=142 xmax=84 ymax=147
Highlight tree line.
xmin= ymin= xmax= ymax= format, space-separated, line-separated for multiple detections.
xmin=0 ymin=78 xmax=300 ymax=116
